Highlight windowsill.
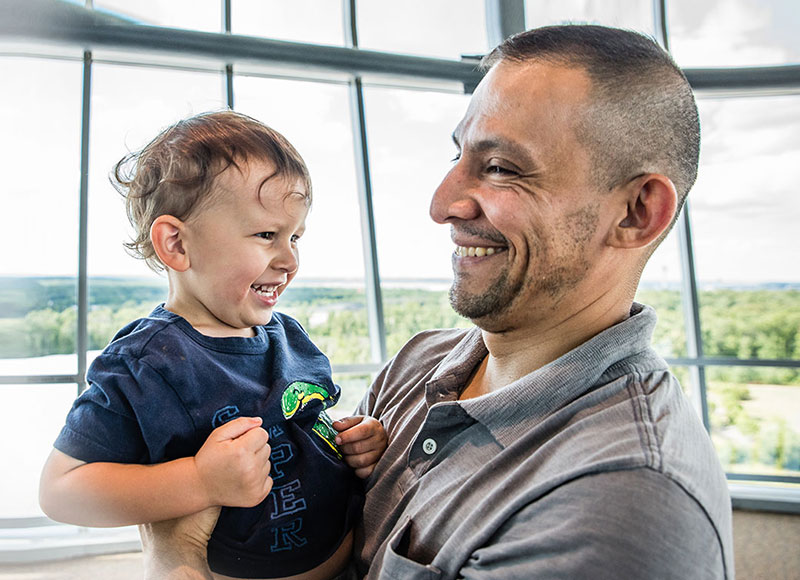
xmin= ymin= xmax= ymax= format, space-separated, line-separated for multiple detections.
xmin=0 ymin=481 xmax=797 ymax=564
xmin=0 ymin=521 xmax=141 ymax=564
xmin=730 ymin=482 xmax=800 ymax=514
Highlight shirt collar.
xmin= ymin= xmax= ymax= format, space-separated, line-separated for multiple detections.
xmin=424 ymin=303 xmax=665 ymax=448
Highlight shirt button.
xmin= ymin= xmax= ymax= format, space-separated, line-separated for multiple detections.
xmin=422 ymin=438 xmax=437 ymax=455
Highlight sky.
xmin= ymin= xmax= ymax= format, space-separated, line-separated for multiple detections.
xmin=1 ymin=0 xmax=798 ymax=285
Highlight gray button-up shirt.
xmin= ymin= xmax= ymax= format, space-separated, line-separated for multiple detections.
xmin=355 ymin=303 xmax=733 ymax=579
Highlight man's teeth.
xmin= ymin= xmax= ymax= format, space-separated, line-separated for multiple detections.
xmin=251 ymin=284 xmax=277 ymax=296
xmin=455 ymin=246 xmax=496 ymax=257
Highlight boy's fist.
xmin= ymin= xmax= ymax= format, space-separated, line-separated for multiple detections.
xmin=334 ymin=415 xmax=387 ymax=479
xmin=193 ymin=416 xmax=272 ymax=508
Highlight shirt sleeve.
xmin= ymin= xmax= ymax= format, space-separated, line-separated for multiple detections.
xmin=460 ymin=468 xmax=729 ymax=580
xmin=54 ymin=352 xmax=189 ymax=465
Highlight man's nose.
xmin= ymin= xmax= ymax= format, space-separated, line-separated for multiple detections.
xmin=429 ymin=164 xmax=481 ymax=224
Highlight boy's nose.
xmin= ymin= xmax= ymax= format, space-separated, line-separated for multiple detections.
xmin=273 ymin=244 xmax=299 ymax=274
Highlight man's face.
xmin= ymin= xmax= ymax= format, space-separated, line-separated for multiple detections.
xmin=430 ymin=60 xmax=616 ymax=332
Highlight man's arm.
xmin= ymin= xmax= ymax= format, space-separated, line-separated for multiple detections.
xmin=39 ymin=417 xmax=272 ymax=527
xmin=140 ymin=506 xmax=221 ymax=580
xmin=460 ymin=469 xmax=728 ymax=580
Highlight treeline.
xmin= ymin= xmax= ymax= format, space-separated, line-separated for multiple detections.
xmin=1 ymin=280 xmax=798 ymax=386
xmin=2 ymin=279 xmax=798 ymax=474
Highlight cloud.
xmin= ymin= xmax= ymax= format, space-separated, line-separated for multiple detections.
xmin=670 ymin=0 xmax=788 ymax=66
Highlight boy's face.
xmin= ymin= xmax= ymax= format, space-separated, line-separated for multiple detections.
xmin=170 ymin=158 xmax=308 ymax=337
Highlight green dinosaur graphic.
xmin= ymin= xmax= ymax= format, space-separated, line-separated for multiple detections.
xmin=281 ymin=381 xmax=341 ymax=458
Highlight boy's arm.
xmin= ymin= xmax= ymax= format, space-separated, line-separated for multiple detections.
xmin=39 ymin=417 xmax=272 ymax=527
xmin=333 ymin=416 xmax=387 ymax=479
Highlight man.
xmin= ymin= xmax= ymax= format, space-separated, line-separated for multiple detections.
xmin=145 ymin=25 xmax=733 ymax=579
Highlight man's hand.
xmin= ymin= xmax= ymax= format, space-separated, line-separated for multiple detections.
xmin=334 ymin=416 xmax=387 ymax=479
xmin=140 ymin=506 xmax=220 ymax=580
xmin=193 ymin=416 xmax=272 ymax=508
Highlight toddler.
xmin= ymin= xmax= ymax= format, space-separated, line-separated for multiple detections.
xmin=39 ymin=111 xmax=385 ymax=580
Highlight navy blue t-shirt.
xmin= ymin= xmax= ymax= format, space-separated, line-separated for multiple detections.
xmin=54 ymin=306 xmax=361 ymax=578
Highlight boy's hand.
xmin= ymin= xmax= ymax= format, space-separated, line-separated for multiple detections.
xmin=193 ymin=417 xmax=272 ymax=508
xmin=333 ymin=416 xmax=387 ymax=479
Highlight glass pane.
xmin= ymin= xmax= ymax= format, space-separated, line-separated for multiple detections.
xmin=232 ymin=0 xmax=344 ymax=46
xmin=88 ymin=64 xmax=224 ymax=350
xmin=669 ymin=0 xmax=800 ymax=67
xmin=636 ymin=226 xmax=687 ymax=358
xmin=364 ymin=87 xmax=473 ymax=357
xmin=234 ymin=75 xmax=370 ymax=365
xmin=0 ymin=384 xmax=78 ymax=518
xmin=94 ymin=0 xmax=222 ymax=32
xmin=525 ymin=0 xmax=653 ymax=34
xmin=0 ymin=57 xmax=83 ymax=375
xmin=708 ymin=367 xmax=800 ymax=478
xmin=331 ymin=373 xmax=374 ymax=419
xmin=358 ymin=0 xmax=488 ymax=59
xmin=692 ymin=96 xmax=800 ymax=361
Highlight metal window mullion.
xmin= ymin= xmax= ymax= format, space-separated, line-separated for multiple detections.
xmin=76 ymin=50 xmax=92 ymax=395
xmin=652 ymin=0 xmax=709 ymax=430
xmin=677 ymin=204 xmax=710 ymax=430
xmin=223 ymin=0 xmax=234 ymax=108
xmin=485 ymin=0 xmax=526 ymax=48
xmin=344 ymin=0 xmax=386 ymax=364
xmin=652 ymin=0 xmax=670 ymax=52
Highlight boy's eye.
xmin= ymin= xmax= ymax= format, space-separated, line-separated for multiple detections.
xmin=290 ymin=234 xmax=301 ymax=243
xmin=256 ymin=232 xmax=274 ymax=240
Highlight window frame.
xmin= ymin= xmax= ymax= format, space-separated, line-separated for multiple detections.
xmin=1 ymin=0 xmax=799 ymax=533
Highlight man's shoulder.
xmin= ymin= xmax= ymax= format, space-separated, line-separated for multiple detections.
xmin=400 ymin=327 xmax=473 ymax=353
xmin=384 ymin=327 xmax=475 ymax=377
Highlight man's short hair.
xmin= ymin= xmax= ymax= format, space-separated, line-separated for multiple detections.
xmin=481 ymin=25 xmax=700 ymax=225
xmin=112 ymin=110 xmax=311 ymax=272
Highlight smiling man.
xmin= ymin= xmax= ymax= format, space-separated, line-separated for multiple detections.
xmin=352 ymin=25 xmax=733 ymax=579
xmin=144 ymin=25 xmax=733 ymax=580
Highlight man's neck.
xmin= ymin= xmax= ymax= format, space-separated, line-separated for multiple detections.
xmin=461 ymin=295 xmax=633 ymax=399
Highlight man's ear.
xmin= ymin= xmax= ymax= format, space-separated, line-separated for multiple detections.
xmin=607 ymin=173 xmax=678 ymax=249
xmin=150 ymin=215 xmax=190 ymax=272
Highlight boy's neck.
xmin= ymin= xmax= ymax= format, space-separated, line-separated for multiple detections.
xmin=163 ymin=299 xmax=256 ymax=338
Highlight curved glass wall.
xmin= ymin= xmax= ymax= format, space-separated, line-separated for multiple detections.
xmin=1 ymin=0 xmax=798 ymax=534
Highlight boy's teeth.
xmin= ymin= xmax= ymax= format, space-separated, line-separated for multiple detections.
xmin=252 ymin=284 xmax=277 ymax=296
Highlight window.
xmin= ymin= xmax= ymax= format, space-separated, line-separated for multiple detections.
xmin=1 ymin=0 xmax=798 ymax=542
xmin=364 ymin=86 xmax=473 ymax=354
xmin=669 ymin=0 xmax=800 ymax=67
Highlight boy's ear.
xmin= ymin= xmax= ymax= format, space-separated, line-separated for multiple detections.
xmin=607 ymin=173 xmax=678 ymax=250
xmin=150 ymin=215 xmax=190 ymax=272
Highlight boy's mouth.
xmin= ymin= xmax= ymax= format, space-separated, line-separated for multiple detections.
xmin=251 ymin=284 xmax=279 ymax=297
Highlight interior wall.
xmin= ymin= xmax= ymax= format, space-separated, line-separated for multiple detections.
xmin=732 ymin=509 xmax=800 ymax=579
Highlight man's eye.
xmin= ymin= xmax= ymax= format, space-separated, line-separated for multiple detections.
xmin=256 ymin=232 xmax=274 ymax=240
xmin=450 ymin=152 xmax=461 ymax=163
xmin=290 ymin=234 xmax=301 ymax=243
xmin=487 ymin=164 xmax=514 ymax=175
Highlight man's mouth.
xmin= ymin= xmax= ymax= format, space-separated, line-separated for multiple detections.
xmin=455 ymin=245 xmax=501 ymax=257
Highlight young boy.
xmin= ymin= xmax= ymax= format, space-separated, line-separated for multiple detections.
xmin=39 ymin=111 xmax=386 ymax=580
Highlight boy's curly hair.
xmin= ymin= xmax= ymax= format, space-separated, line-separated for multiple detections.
xmin=111 ymin=110 xmax=312 ymax=272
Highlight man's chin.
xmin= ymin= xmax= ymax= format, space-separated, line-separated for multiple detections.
xmin=450 ymin=289 xmax=508 ymax=324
